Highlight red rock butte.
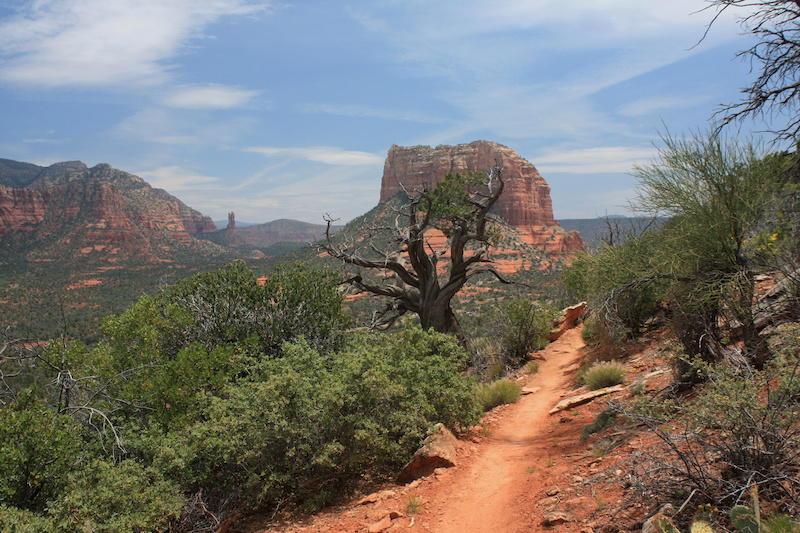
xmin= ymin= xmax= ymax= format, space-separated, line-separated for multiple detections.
xmin=379 ymin=140 xmax=584 ymax=256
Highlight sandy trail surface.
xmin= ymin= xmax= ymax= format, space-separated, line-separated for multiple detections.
xmin=256 ymin=326 xmax=604 ymax=533
xmin=413 ymin=327 xmax=587 ymax=533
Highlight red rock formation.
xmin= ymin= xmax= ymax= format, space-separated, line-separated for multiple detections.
xmin=0 ymin=160 xmax=222 ymax=261
xmin=380 ymin=141 xmax=584 ymax=257
xmin=0 ymin=185 xmax=50 ymax=238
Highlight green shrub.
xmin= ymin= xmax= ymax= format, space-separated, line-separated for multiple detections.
xmin=101 ymin=261 xmax=350 ymax=368
xmin=179 ymin=328 xmax=481 ymax=509
xmin=581 ymin=361 xmax=626 ymax=390
xmin=93 ymin=261 xmax=352 ymax=429
xmin=491 ymin=299 xmax=556 ymax=364
xmin=48 ymin=459 xmax=182 ymax=533
xmin=0 ymin=391 xmax=81 ymax=512
xmin=562 ymin=232 xmax=666 ymax=340
xmin=580 ymin=408 xmax=617 ymax=441
xmin=0 ymin=504 xmax=54 ymax=533
xmin=476 ymin=380 xmax=522 ymax=411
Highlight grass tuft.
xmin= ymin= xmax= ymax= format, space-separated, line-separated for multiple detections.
xmin=582 ymin=361 xmax=626 ymax=390
xmin=476 ymin=380 xmax=522 ymax=411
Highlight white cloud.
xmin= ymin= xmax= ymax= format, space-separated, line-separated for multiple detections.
xmin=0 ymin=0 xmax=269 ymax=87
xmin=22 ymin=137 xmax=70 ymax=144
xmin=617 ymin=95 xmax=712 ymax=117
xmin=303 ymin=103 xmax=443 ymax=124
xmin=245 ymin=146 xmax=384 ymax=166
xmin=114 ymin=107 xmax=258 ymax=145
xmin=534 ymin=146 xmax=657 ymax=174
xmin=162 ymin=84 xmax=261 ymax=109
xmin=135 ymin=165 xmax=219 ymax=192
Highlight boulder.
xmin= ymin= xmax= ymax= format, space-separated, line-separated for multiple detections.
xmin=547 ymin=302 xmax=587 ymax=341
xmin=397 ymin=423 xmax=458 ymax=484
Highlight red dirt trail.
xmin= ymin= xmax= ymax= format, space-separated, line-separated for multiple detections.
xmin=255 ymin=326 xmax=615 ymax=533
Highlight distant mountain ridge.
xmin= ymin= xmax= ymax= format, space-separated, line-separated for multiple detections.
xmin=0 ymin=157 xmax=256 ymax=341
xmin=0 ymin=158 xmax=219 ymax=261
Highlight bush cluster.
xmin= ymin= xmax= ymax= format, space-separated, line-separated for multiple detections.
xmin=0 ymin=262 xmax=481 ymax=531
xmin=470 ymin=298 xmax=556 ymax=379
xmin=563 ymin=132 xmax=793 ymax=364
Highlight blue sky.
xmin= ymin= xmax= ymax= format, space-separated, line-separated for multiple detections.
xmin=0 ymin=0 xmax=771 ymax=224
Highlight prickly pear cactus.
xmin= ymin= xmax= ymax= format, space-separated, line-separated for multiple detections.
xmin=730 ymin=505 xmax=759 ymax=533
xmin=690 ymin=520 xmax=715 ymax=533
xmin=655 ymin=515 xmax=681 ymax=533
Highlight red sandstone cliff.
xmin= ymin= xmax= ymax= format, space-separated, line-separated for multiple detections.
xmin=379 ymin=141 xmax=584 ymax=256
xmin=0 ymin=160 xmax=220 ymax=261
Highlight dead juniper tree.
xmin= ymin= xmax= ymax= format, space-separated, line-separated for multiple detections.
xmin=704 ymin=0 xmax=800 ymax=141
xmin=321 ymin=167 xmax=512 ymax=342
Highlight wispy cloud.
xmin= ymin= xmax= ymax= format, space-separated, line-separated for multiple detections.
xmin=617 ymin=95 xmax=712 ymax=117
xmin=0 ymin=0 xmax=269 ymax=87
xmin=244 ymin=146 xmax=384 ymax=166
xmin=348 ymin=0 xmax=744 ymax=146
xmin=162 ymin=84 xmax=261 ymax=109
xmin=114 ymin=108 xmax=258 ymax=145
xmin=535 ymin=146 xmax=657 ymax=174
xmin=22 ymin=137 xmax=70 ymax=144
xmin=135 ymin=165 xmax=219 ymax=192
xmin=303 ymin=103 xmax=443 ymax=124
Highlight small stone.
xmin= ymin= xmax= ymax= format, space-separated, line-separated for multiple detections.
xmin=356 ymin=493 xmax=380 ymax=505
xmin=559 ymin=416 xmax=572 ymax=423
xmin=538 ymin=496 xmax=560 ymax=506
xmin=546 ymin=487 xmax=560 ymax=496
xmin=658 ymin=503 xmax=675 ymax=516
xmin=434 ymin=467 xmax=452 ymax=477
xmin=614 ymin=469 xmax=623 ymax=477
xmin=406 ymin=480 xmax=421 ymax=489
xmin=388 ymin=510 xmax=403 ymax=519
xmin=572 ymin=475 xmax=585 ymax=483
xmin=564 ymin=496 xmax=591 ymax=508
xmin=367 ymin=516 xmax=393 ymax=533
xmin=542 ymin=512 xmax=572 ymax=526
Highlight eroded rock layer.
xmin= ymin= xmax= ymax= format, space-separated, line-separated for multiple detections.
xmin=0 ymin=158 xmax=219 ymax=261
xmin=379 ymin=140 xmax=584 ymax=255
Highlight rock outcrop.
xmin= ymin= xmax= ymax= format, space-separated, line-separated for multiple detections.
xmin=397 ymin=423 xmax=459 ymax=484
xmin=379 ymin=141 xmax=584 ymax=257
xmin=0 ymin=159 xmax=219 ymax=261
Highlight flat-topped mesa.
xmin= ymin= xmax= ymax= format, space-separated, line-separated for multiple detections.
xmin=379 ymin=141 xmax=585 ymax=258
xmin=380 ymin=140 xmax=556 ymax=227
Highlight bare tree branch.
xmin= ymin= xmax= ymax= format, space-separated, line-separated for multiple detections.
xmin=705 ymin=0 xmax=800 ymax=140
xmin=320 ymin=166 xmax=512 ymax=339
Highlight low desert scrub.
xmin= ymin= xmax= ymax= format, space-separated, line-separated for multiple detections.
xmin=490 ymin=299 xmax=557 ymax=365
xmin=581 ymin=408 xmax=617 ymax=441
xmin=476 ymin=380 xmax=522 ymax=411
xmin=581 ymin=361 xmax=627 ymax=390
xmin=622 ymin=324 xmax=800 ymax=518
